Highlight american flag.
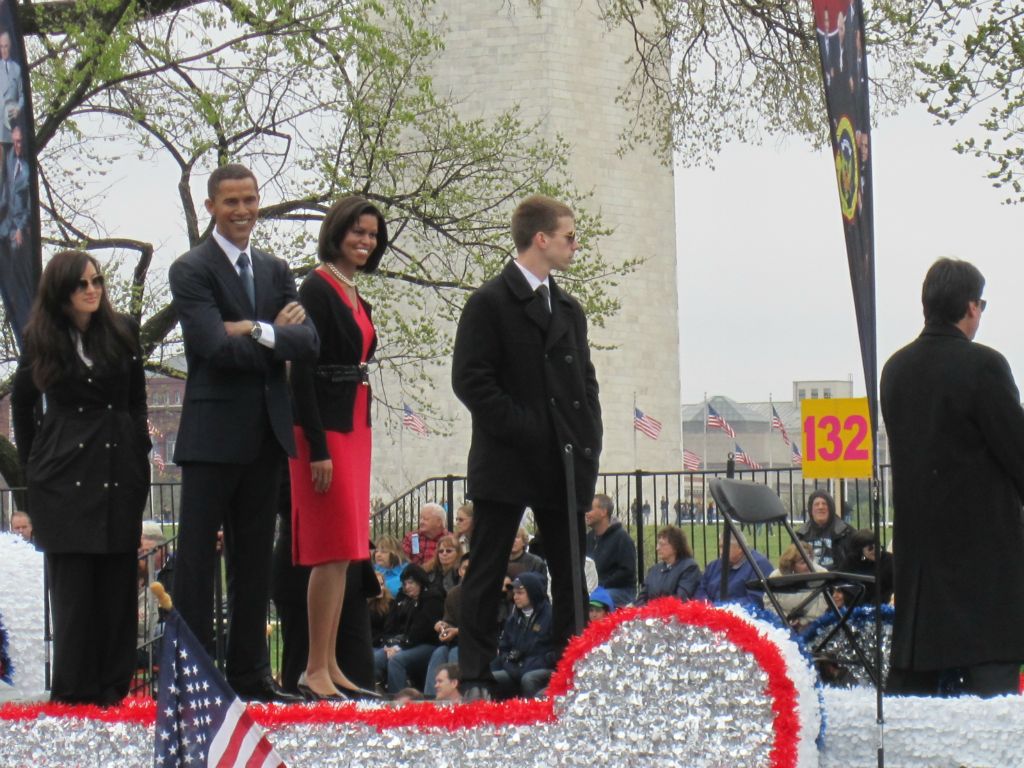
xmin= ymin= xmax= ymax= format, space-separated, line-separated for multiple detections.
xmin=148 ymin=419 xmax=163 ymax=439
xmin=402 ymin=404 xmax=428 ymax=435
xmin=682 ymin=448 xmax=702 ymax=471
xmin=152 ymin=451 xmax=166 ymax=472
xmin=706 ymin=404 xmax=736 ymax=438
xmin=791 ymin=442 xmax=803 ymax=466
xmin=734 ymin=443 xmax=762 ymax=470
xmin=770 ymin=405 xmax=791 ymax=446
xmin=155 ymin=610 xmax=286 ymax=768
xmin=633 ymin=408 xmax=662 ymax=439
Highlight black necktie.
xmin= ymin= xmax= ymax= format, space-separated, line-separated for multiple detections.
xmin=536 ymin=284 xmax=551 ymax=314
xmin=236 ymin=252 xmax=255 ymax=311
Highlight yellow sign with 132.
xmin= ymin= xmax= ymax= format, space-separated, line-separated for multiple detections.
xmin=800 ymin=397 xmax=873 ymax=479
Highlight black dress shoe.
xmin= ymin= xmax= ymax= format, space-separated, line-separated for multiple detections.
xmin=235 ymin=675 xmax=304 ymax=704
xmin=336 ymin=684 xmax=385 ymax=702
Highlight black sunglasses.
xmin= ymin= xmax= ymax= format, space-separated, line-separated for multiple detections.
xmin=75 ymin=275 xmax=105 ymax=292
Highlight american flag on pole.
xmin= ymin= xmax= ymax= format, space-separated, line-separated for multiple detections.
xmin=734 ymin=443 xmax=762 ymax=471
xmin=633 ymin=408 xmax=662 ymax=439
xmin=770 ymin=405 xmax=791 ymax=446
xmin=148 ymin=419 xmax=163 ymax=439
xmin=152 ymin=451 xmax=166 ymax=472
xmin=402 ymin=404 xmax=428 ymax=436
xmin=154 ymin=610 xmax=286 ymax=768
xmin=682 ymin=448 xmax=702 ymax=471
xmin=707 ymin=404 xmax=736 ymax=438
xmin=791 ymin=442 xmax=803 ymax=466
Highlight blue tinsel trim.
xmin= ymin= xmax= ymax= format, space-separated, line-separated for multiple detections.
xmin=0 ymin=608 xmax=13 ymax=685
xmin=799 ymin=603 xmax=895 ymax=641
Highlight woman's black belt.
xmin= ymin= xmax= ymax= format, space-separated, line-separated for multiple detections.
xmin=314 ymin=363 xmax=370 ymax=384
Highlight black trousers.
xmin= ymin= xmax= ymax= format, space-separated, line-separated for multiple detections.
xmin=174 ymin=435 xmax=282 ymax=688
xmin=457 ymin=498 xmax=587 ymax=687
xmin=47 ymin=552 xmax=137 ymax=705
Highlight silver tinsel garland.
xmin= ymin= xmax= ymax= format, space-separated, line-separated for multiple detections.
xmin=1 ymin=609 xmax=820 ymax=767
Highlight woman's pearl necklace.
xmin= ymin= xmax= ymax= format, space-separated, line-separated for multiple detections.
xmin=326 ymin=261 xmax=357 ymax=288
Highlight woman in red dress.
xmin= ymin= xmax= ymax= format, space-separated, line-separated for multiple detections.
xmin=289 ymin=196 xmax=387 ymax=699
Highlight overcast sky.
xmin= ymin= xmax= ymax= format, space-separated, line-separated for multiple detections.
xmin=674 ymin=100 xmax=1024 ymax=405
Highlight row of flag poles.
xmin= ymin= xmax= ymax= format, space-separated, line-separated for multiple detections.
xmin=701 ymin=400 xmax=802 ymax=468
xmin=404 ymin=399 xmax=805 ymax=470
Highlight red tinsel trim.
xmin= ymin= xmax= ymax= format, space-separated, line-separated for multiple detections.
xmin=0 ymin=600 xmax=801 ymax=766
xmin=0 ymin=698 xmax=156 ymax=724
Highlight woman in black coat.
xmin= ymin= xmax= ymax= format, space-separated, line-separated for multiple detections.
xmin=11 ymin=250 xmax=151 ymax=705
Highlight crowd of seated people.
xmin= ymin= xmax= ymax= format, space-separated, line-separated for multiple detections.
xmin=360 ymin=492 xmax=897 ymax=702
xmin=369 ymin=508 xmax=567 ymax=701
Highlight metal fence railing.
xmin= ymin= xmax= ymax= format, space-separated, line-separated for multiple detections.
xmin=3 ymin=465 xmax=893 ymax=696
xmin=372 ymin=465 xmax=895 ymax=579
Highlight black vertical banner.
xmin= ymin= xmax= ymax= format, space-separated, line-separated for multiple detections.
xmin=811 ymin=0 xmax=876 ymax=427
xmin=0 ymin=0 xmax=39 ymax=351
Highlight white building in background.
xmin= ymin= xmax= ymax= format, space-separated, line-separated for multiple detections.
xmin=370 ymin=0 xmax=681 ymax=498
xmin=792 ymin=378 xmax=854 ymax=402
xmin=682 ymin=381 xmax=890 ymax=470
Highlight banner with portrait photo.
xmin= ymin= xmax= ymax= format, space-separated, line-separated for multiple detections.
xmin=811 ymin=0 xmax=876 ymax=425
xmin=0 ymin=0 xmax=38 ymax=350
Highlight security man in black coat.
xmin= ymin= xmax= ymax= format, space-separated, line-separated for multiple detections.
xmin=881 ymin=257 xmax=1024 ymax=696
xmin=452 ymin=194 xmax=602 ymax=699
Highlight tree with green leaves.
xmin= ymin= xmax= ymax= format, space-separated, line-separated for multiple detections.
xmin=585 ymin=0 xmax=923 ymax=164
xmin=914 ymin=0 xmax=1024 ymax=203
xmin=0 ymin=0 xmax=634 ymax=486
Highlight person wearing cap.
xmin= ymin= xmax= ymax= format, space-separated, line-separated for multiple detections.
xmin=795 ymin=490 xmax=853 ymax=571
xmin=588 ymin=586 xmax=615 ymax=622
xmin=491 ymin=571 xmax=557 ymax=699
xmin=373 ymin=563 xmax=444 ymax=694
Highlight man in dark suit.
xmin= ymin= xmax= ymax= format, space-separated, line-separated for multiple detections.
xmin=0 ymin=124 xmax=34 ymax=344
xmin=881 ymin=258 xmax=1024 ymax=697
xmin=452 ymin=194 xmax=602 ymax=699
xmin=169 ymin=163 xmax=318 ymax=702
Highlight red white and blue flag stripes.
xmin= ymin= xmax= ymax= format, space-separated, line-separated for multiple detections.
xmin=734 ymin=443 xmax=762 ymax=471
xmin=707 ymin=404 xmax=736 ymax=438
xmin=633 ymin=408 xmax=663 ymax=440
xmin=154 ymin=610 xmax=285 ymax=768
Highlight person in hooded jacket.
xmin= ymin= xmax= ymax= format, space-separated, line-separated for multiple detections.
xmin=373 ymin=563 xmax=444 ymax=694
xmin=490 ymin=571 xmax=557 ymax=698
xmin=795 ymin=490 xmax=853 ymax=570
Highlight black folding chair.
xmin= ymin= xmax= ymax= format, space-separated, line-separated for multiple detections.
xmin=708 ymin=477 xmax=880 ymax=686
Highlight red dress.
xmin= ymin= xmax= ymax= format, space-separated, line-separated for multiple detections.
xmin=289 ymin=272 xmax=374 ymax=566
